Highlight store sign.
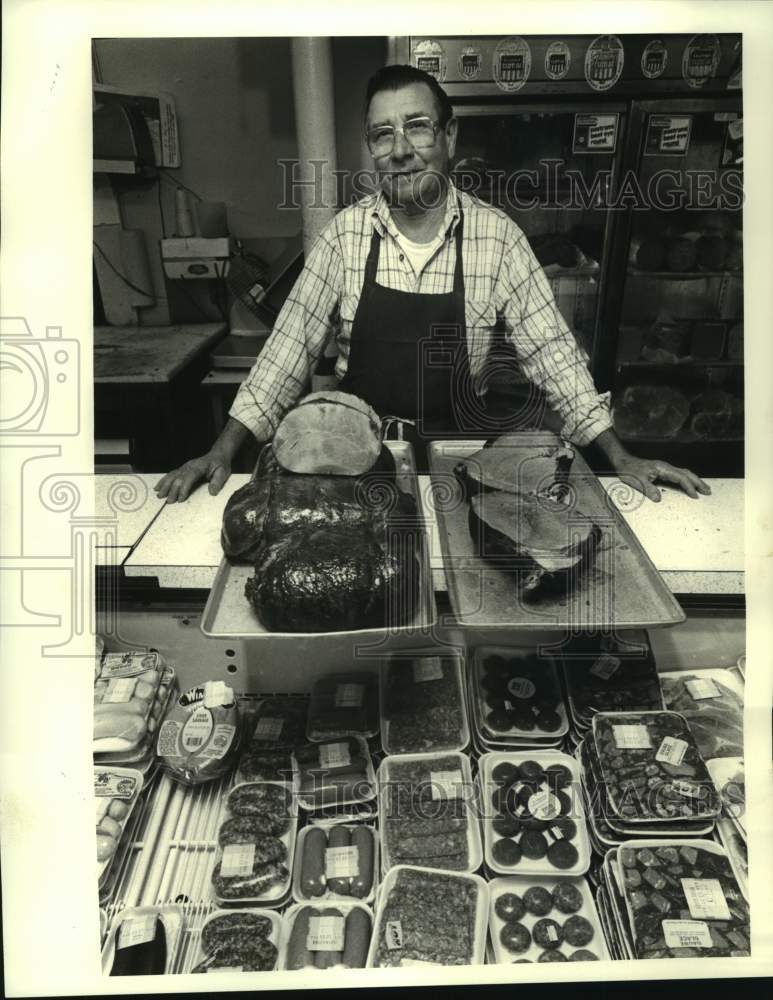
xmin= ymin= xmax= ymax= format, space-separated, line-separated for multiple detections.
xmin=641 ymin=39 xmax=668 ymax=79
xmin=573 ymin=113 xmax=619 ymax=153
xmin=493 ymin=36 xmax=532 ymax=92
xmin=545 ymin=41 xmax=571 ymax=80
xmin=644 ymin=115 xmax=693 ymax=156
xmin=683 ymin=34 xmax=721 ymax=89
xmin=412 ymin=39 xmax=446 ymax=83
xmin=584 ymin=35 xmax=624 ymax=92
xmin=458 ymin=46 xmax=481 ymax=80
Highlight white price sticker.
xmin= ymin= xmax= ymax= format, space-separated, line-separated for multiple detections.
xmin=686 ymin=678 xmax=721 ymax=701
xmin=528 ymin=789 xmax=562 ymax=821
xmin=656 ymin=736 xmax=689 ymax=766
xmin=681 ymin=878 xmax=731 ymax=921
xmin=413 ymin=659 xmax=444 ymax=683
xmin=590 ymin=654 xmax=621 ymax=681
xmin=546 ymin=924 xmax=559 ymax=942
xmin=335 ymin=684 xmax=364 ymax=709
xmin=386 ymin=920 xmax=404 ymax=950
xmin=325 ymin=845 xmax=360 ymax=880
xmin=118 ymin=914 xmax=157 ymax=949
xmin=549 ymin=823 xmax=566 ymax=840
xmin=104 ymin=678 xmax=136 ymax=704
xmin=507 ymin=676 xmax=536 ymax=700
xmin=320 ymin=742 xmax=351 ymax=769
xmin=613 ymin=724 xmax=652 ymax=750
xmin=254 ymin=716 xmax=284 ymax=741
xmin=203 ymin=680 xmax=230 ymax=709
xmin=662 ymin=919 xmax=713 ymax=949
xmin=307 ymin=915 xmax=345 ymax=951
xmin=220 ymin=842 xmax=255 ymax=877
xmin=430 ymin=769 xmax=464 ymax=799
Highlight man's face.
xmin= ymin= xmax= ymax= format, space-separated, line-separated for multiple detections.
xmin=366 ymin=82 xmax=458 ymax=211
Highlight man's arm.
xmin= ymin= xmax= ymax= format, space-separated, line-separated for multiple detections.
xmin=593 ymin=426 xmax=710 ymax=502
xmin=154 ymin=416 xmax=252 ymax=504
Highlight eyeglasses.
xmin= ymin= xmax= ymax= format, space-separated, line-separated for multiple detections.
xmin=365 ymin=116 xmax=442 ymax=156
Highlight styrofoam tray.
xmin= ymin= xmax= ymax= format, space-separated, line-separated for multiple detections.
xmin=192 ymin=908 xmax=284 ymax=974
xmin=380 ymin=655 xmax=469 ymax=756
xmin=102 ymin=905 xmax=183 ymax=976
xmin=292 ymin=824 xmax=379 ymax=905
xmin=295 ymin=736 xmax=377 ymax=812
xmin=282 ymin=900 xmax=373 ymax=970
xmin=488 ymin=875 xmax=610 ymax=963
xmin=307 ymin=671 xmax=380 ymax=743
xmin=707 ymin=757 xmax=745 ymax=836
xmin=366 ymin=865 xmax=489 ymax=968
xmin=472 ymin=646 xmax=569 ymax=741
xmin=716 ymin=818 xmax=748 ymax=901
xmin=479 ymin=751 xmax=591 ymax=878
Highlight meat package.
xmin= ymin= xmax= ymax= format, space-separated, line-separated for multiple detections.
xmin=381 ymin=655 xmax=469 ymax=755
xmin=211 ymin=781 xmax=297 ymax=905
xmin=617 ymin=841 xmax=750 ymax=959
xmin=379 ymin=752 xmax=481 ymax=873
xmin=93 ymin=651 xmax=166 ymax=753
xmin=368 ymin=866 xmax=488 ymax=967
xmin=95 ymin=766 xmax=144 ymax=885
xmin=192 ymin=910 xmax=281 ymax=973
xmin=455 ymin=438 xmax=602 ymax=600
xmin=295 ymin=736 xmax=377 ymax=812
xmin=293 ymin=824 xmax=378 ymax=903
xmin=592 ymin=711 xmax=720 ymax=822
xmin=489 ymin=876 xmax=609 ymax=963
xmin=236 ymin=696 xmax=308 ymax=784
xmin=659 ymin=670 xmax=744 ymax=760
xmin=473 ymin=647 xmax=568 ymax=741
xmin=220 ymin=392 xmax=424 ymax=634
xmin=480 ymin=752 xmax=591 ymax=876
xmin=157 ymin=681 xmax=240 ymax=786
xmin=104 ymin=907 xmax=183 ymax=976
xmin=307 ymin=672 xmax=379 ymax=741
xmin=284 ymin=901 xmax=373 ymax=970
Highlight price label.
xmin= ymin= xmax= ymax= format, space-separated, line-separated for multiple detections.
xmin=681 ymin=878 xmax=731 ymax=921
xmin=118 ymin=914 xmax=157 ymax=949
xmin=413 ymin=659 xmax=444 ymax=683
xmin=549 ymin=823 xmax=566 ymax=840
xmin=662 ymin=919 xmax=713 ymax=949
xmin=528 ymin=789 xmax=562 ymax=821
xmin=430 ymin=769 xmax=464 ymax=799
xmin=672 ymin=779 xmax=704 ymax=799
xmin=656 ymin=736 xmax=689 ymax=766
xmin=199 ymin=723 xmax=237 ymax=760
xmin=546 ymin=924 xmax=559 ymax=942
xmin=203 ymin=680 xmax=230 ymax=709
xmin=686 ymin=678 xmax=721 ymax=701
xmin=590 ymin=654 xmax=621 ymax=681
xmin=94 ymin=771 xmax=138 ymax=800
xmin=507 ymin=676 xmax=536 ymax=700
xmin=104 ymin=678 xmax=136 ymax=704
xmin=386 ymin=920 xmax=404 ymax=950
xmin=100 ymin=652 xmax=152 ymax=679
xmin=254 ymin=716 xmax=284 ymax=741
xmin=220 ymin=842 xmax=255 ymax=877
xmin=325 ymin=845 xmax=360 ymax=880
xmin=613 ymin=724 xmax=652 ymax=750
xmin=335 ymin=684 xmax=364 ymax=709
xmin=307 ymin=915 xmax=345 ymax=951
xmin=320 ymin=742 xmax=351 ymax=769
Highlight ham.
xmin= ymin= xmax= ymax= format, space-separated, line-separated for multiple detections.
xmin=455 ymin=437 xmax=575 ymax=500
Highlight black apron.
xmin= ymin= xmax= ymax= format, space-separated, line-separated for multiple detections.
xmin=339 ymin=204 xmax=479 ymax=471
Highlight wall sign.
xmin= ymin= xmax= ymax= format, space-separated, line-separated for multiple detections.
xmin=545 ymin=40 xmax=571 ymax=80
xmin=644 ymin=115 xmax=693 ymax=156
xmin=458 ymin=46 xmax=481 ymax=80
xmin=585 ymin=35 xmax=624 ymax=91
xmin=412 ymin=38 xmax=447 ymax=82
xmin=573 ymin=113 xmax=619 ymax=153
xmin=493 ymin=36 xmax=532 ymax=92
xmin=641 ymin=39 xmax=668 ymax=79
xmin=683 ymin=34 xmax=721 ymax=89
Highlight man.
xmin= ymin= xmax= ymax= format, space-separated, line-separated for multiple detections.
xmin=156 ymin=64 xmax=710 ymax=504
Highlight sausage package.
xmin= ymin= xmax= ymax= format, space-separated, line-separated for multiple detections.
xmin=193 ymin=909 xmax=282 ymax=973
xmin=93 ymin=651 xmax=166 ymax=753
xmin=293 ymin=824 xmax=378 ymax=904
xmin=283 ymin=902 xmax=373 ymax=970
xmin=157 ymin=681 xmax=240 ymax=786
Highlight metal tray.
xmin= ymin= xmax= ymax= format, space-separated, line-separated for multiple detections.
xmin=427 ymin=434 xmax=685 ymax=630
xmin=201 ymin=441 xmax=437 ymax=640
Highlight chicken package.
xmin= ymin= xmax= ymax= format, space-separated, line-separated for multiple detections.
xmin=157 ymin=681 xmax=240 ymax=786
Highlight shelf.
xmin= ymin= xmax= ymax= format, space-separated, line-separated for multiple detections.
xmin=626 ymin=268 xmax=742 ymax=281
xmin=618 ymin=360 xmax=743 ymax=370
xmin=94 ymin=158 xmax=137 ymax=174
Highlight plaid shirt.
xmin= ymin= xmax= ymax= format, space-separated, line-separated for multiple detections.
xmin=230 ymin=183 xmax=612 ymax=446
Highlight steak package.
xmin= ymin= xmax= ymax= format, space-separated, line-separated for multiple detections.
xmin=659 ymin=670 xmax=744 ymax=761
xmin=236 ymin=696 xmax=308 ymax=784
xmin=295 ymin=736 xmax=377 ymax=811
xmin=307 ymin=672 xmax=379 ymax=741
xmin=157 ymin=681 xmax=240 ymax=787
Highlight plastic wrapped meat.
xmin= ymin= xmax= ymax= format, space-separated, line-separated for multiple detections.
xmin=613 ymin=385 xmax=690 ymax=439
xmin=660 ymin=673 xmax=744 ymax=760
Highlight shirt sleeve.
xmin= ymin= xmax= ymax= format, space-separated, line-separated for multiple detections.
xmin=228 ymin=227 xmax=344 ymax=441
xmin=495 ymin=233 xmax=613 ymax=447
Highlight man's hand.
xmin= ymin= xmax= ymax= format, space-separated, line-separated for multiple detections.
xmin=612 ymin=453 xmax=711 ymax=503
xmin=154 ymin=450 xmax=231 ymax=504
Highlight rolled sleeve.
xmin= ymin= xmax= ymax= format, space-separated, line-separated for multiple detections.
xmin=498 ymin=236 xmax=612 ymax=447
xmin=229 ymin=229 xmax=343 ymax=440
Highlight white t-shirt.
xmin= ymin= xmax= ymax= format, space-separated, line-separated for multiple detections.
xmin=395 ymin=231 xmax=444 ymax=275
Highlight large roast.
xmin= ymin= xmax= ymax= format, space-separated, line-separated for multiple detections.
xmin=221 ymin=392 xmax=421 ymax=633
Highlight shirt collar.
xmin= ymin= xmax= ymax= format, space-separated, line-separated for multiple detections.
xmin=371 ymin=179 xmax=462 ymax=241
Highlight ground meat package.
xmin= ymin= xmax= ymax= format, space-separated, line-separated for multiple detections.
xmin=157 ymin=681 xmax=240 ymax=786
xmin=192 ymin=909 xmax=282 ymax=973
xmin=659 ymin=670 xmax=744 ymax=761
xmin=236 ymin=696 xmax=308 ymax=784
xmin=381 ymin=655 xmax=469 ymax=754
xmin=307 ymin=671 xmax=379 ymax=741
xmin=368 ymin=865 xmax=488 ymax=967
